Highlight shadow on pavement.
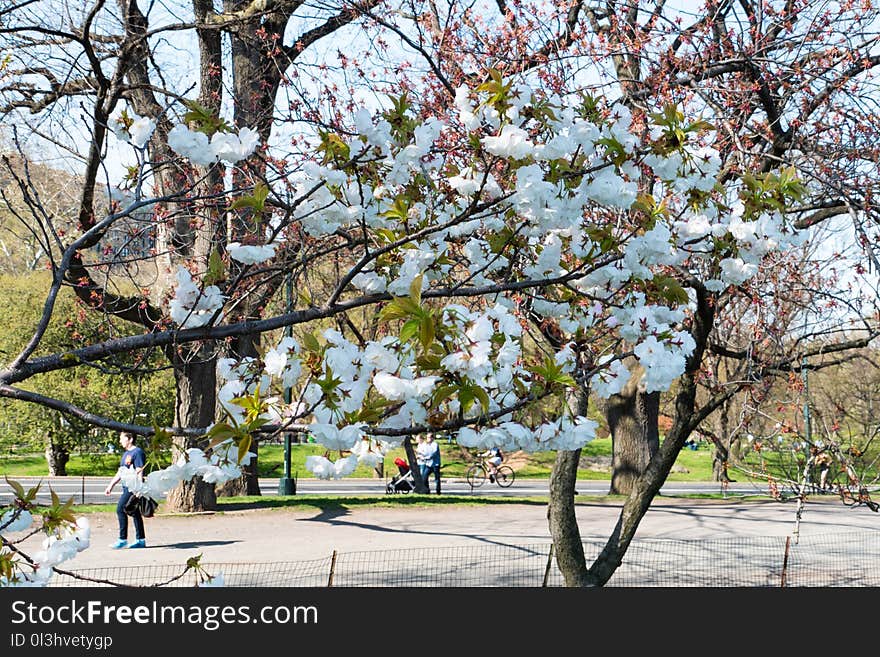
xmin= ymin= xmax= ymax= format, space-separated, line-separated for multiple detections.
xmin=162 ymin=540 xmax=241 ymax=550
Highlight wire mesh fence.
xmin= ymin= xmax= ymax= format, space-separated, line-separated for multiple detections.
xmin=49 ymin=532 xmax=880 ymax=587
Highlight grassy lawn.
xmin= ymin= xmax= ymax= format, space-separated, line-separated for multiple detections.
xmin=31 ymin=489 xmax=777 ymax=515
xmin=0 ymin=436 xmax=719 ymax=480
xmin=43 ymin=493 xmax=629 ymax=514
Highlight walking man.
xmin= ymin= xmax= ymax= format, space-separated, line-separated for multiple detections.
xmin=104 ymin=431 xmax=147 ymax=548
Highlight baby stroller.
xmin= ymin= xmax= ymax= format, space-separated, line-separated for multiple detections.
xmin=386 ymin=457 xmax=414 ymax=494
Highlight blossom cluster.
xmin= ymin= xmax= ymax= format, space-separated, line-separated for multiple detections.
xmin=185 ymin=73 xmax=805 ymax=476
xmin=110 ymin=110 xmax=156 ymax=149
xmin=118 ymin=441 xmax=255 ymax=501
xmin=0 ymin=516 xmax=90 ymax=587
xmin=169 ymin=266 xmax=224 ymax=328
xmin=167 ymin=125 xmax=260 ymax=166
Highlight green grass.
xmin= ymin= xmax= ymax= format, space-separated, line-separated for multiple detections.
xmin=30 ymin=488 xmax=773 ymax=515
xmin=0 ymin=453 xmax=121 ymax=477
xmin=38 ymin=495 xmax=571 ymax=514
xmin=0 ymin=437 xmax=719 ymax=480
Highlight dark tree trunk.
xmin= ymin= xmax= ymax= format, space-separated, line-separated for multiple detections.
xmin=600 ymin=360 xmax=660 ymax=495
xmin=213 ymin=5 xmax=285 ymax=496
xmin=548 ymin=449 xmax=591 ymax=586
xmin=548 ymin=385 xmax=591 ymax=586
xmin=44 ymin=439 xmax=69 ymax=476
xmin=125 ymin=0 xmax=224 ymax=513
xmin=730 ymin=434 xmax=743 ymax=461
xmin=166 ymin=353 xmax=217 ymax=512
xmin=403 ymin=436 xmax=428 ymax=493
xmin=712 ymin=400 xmax=732 ymax=483
xmin=587 ymin=287 xmax=715 ymax=586
xmin=712 ymin=440 xmax=731 ymax=482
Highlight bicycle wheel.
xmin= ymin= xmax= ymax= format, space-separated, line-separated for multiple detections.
xmin=495 ymin=465 xmax=515 ymax=487
xmin=466 ymin=464 xmax=487 ymax=488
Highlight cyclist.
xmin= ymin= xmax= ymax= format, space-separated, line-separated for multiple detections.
xmin=480 ymin=446 xmax=503 ymax=482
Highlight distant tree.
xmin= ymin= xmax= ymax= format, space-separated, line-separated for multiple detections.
xmin=0 ymin=273 xmax=173 ymax=474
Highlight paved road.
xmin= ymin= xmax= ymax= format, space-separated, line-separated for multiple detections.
xmin=0 ymin=475 xmax=772 ymax=505
xmin=7 ymin=497 xmax=880 ymax=580
xmin=5 ymin=477 xmax=880 ymax=587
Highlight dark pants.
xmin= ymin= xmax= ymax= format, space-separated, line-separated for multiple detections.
xmin=420 ymin=464 xmax=441 ymax=494
xmin=116 ymin=488 xmax=145 ymax=540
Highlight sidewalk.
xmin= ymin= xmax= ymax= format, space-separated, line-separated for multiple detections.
xmin=12 ymin=497 xmax=880 ymax=573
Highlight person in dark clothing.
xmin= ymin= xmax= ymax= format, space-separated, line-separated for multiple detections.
xmin=104 ymin=431 xmax=147 ymax=548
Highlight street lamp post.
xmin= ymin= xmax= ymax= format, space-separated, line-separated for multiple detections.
xmin=278 ymin=272 xmax=296 ymax=496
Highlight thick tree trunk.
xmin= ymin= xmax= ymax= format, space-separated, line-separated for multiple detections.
xmin=403 ymin=436 xmax=428 ymax=493
xmin=548 ymin=385 xmax=591 ymax=586
xmin=44 ymin=439 xmax=69 ymax=476
xmin=125 ymin=0 xmax=224 ymax=513
xmin=213 ymin=6 xmax=284 ymax=496
xmin=548 ymin=449 xmax=591 ymax=586
xmin=730 ymin=434 xmax=743 ymax=461
xmin=166 ymin=354 xmax=217 ymax=512
xmin=600 ymin=360 xmax=660 ymax=495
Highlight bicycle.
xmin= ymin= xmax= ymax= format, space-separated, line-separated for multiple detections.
xmin=466 ymin=458 xmax=515 ymax=489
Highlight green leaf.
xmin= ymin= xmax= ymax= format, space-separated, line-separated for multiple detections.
xmin=459 ymin=386 xmax=475 ymax=413
xmin=409 ymin=274 xmax=423 ymax=304
xmin=302 ymin=332 xmax=322 ymax=354
xmin=379 ymin=296 xmax=422 ymax=322
xmin=24 ymin=483 xmax=41 ymax=503
xmin=375 ymin=228 xmax=398 ymax=244
xmin=399 ymin=318 xmax=421 ymax=343
xmin=252 ymin=182 xmax=269 ymax=206
xmin=231 ymin=183 xmax=269 ymax=215
xmin=416 ymin=353 xmax=442 ymax=370
xmin=652 ymin=275 xmax=690 ymax=305
xmin=418 ymin=313 xmax=435 ymax=348
xmin=431 ymin=384 xmax=458 ymax=407
xmin=203 ymin=248 xmax=226 ymax=285
xmin=379 ymin=195 xmax=410 ymax=222
xmin=237 ymin=434 xmax=253 ymax=464
xmin=487 ymin=227 xmax=514 ymax=254
xmin=596 ymin=136 xmax=627 ymax=165
xmin=530 ymin=355 xmax=577 ymax=389
xmin=182 ymin=100 xmax=231 ymax=136
xmin=4 ymin=476 xmax=25 ymax=500
xmin=317 ymin=131 xmax=351 ymax=166
xmin=472 ymin=386 xmax=490 ymax=414
xmin=0 ymin=551 xmax=16 ymax=581
xmin=247 ymin=417 xmax=270 ymax=432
